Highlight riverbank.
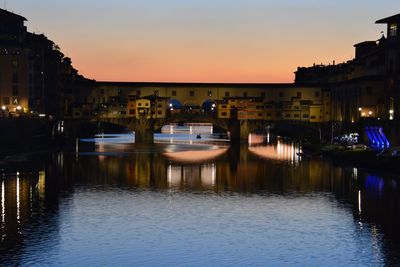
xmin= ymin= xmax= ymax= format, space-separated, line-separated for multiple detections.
xmin=318 ymin=144 xmax=400 ymax=172
xmin=0 ymin=117 xmax=62 ymax=161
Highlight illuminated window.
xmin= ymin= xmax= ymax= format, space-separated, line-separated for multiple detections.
xmin=389 ymin=23 xmax=398 ymax=37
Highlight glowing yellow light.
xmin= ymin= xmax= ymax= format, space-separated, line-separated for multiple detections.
xmin=368 ymin=111 xmax=373 ymax=115
xmin=358 ymin=107 xmax=362 ymax=111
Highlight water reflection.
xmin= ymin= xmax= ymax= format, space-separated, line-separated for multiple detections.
xmin=249 ymin=138 xmax=302 ymax=163
xmin=0 ymin=142 xmax=399 ymax=266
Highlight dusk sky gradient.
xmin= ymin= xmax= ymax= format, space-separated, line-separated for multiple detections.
xmin=7 ymin=1 xmax=399 ymax=82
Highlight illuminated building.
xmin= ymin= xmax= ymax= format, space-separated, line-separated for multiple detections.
xmin=296 ymin=13 xmax=400 ymax=126
xmin=0 ymin=8 xmax=90 ymax=118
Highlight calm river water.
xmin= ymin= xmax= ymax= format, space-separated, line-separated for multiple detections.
xmin=0 ymin=132 xmax=400 ymax=266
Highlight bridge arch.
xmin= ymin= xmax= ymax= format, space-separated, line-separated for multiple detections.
xmin=202 ymin=99 xmax=217 ymax=112
xmin=168 ymin=99 xmax=183 ymax=110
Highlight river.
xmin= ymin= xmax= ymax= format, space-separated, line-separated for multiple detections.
xmin=0 ymin=131 xmax=399 ymax=266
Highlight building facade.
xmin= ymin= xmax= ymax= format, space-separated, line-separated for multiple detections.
xmin=0 ymin=8 xmax=89 ymax=118
xmin=296 ymin=13 xmax=400 ymax=125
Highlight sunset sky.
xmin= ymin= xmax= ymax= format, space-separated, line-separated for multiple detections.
xmin=8 ymin=1 xmax=399 ymax=83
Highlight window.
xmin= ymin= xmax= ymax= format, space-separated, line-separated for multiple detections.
xmin=208 ymin=91 xmax=212 ymax=97
xmin=158 ymin=110 xmax=162 ymax=115
xmin=297 ymin=92 xmax=302 ymax=98
xmin=154 ymin=90 xmax=159 ymax=96
xmin=3 ymin=97 xmax=9 ymax=105
xmin=129 ymin=109 xmax=135 ymax=115
xmin=12 ymin=85 xmax=18 ymax=96
xmin=157 ymin=104 xmax=162 ymax=108
xmin=303 ymin=114 xmax=309 ymax=118
xmin=286 ymin=114 xmax=290 ymax=118
xmin=311 ymin=116 xmax=316 ymax=119
xmin=189 ymin=91 xmax=195 ymax=97
xmin=225 ymin=92 xmax=230 ymax=97
xmin=279 ymin=92 xmax=284 ymax=97
xmin=258 ymin=113 xmax=263 ymax=117
xmin=172 ymin=90 xmax=176 ymax=96
xmin=243 ymin=92 xmax=248 ymax=97
xmin=389 ymin=23 xmax=398 ymax=37
xmin=315 ymin=92 xmax=320 ymax=97
xmin=260 ymin=92 xmax=266 ymax=98
xmin=138 ymin=103 xmax=142 ymax=106
xmin=136 ymin=90 xmax=141 ymax=97
xmin=145 ymin=103 xmax=149 ymax=106
xmin=294 ymin=114 xmax=300 ymax=118
xmin=12 ymin=72 xmax=18 ymax=83
xmin=221 ymin=112 xmax=227 ymax=116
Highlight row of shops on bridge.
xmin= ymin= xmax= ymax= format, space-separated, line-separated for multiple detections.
xmin=68 ymin=87 xmax=330 ymax=123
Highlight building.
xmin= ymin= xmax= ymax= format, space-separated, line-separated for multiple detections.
xmin=295 ymin=13 xmax=400 ymax=125
xmin=71 ymin=82 xmax=328 ymax=123
xmin=0 ymin=8 xmax=88 ymax=118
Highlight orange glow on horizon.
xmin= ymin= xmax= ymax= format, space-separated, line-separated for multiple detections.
xmin=14 ymin=1 xmax=390 ymax=83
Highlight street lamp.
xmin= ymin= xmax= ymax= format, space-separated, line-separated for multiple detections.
xmin=1 ymin=106 xmax=6 ymax=111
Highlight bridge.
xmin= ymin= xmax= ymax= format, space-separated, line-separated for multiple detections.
xmin=95 ymin=113 xmax=267 ymax=144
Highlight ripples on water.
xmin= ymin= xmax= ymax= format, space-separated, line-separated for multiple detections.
xmin=0 ymin=131 xmax=400 ymax=266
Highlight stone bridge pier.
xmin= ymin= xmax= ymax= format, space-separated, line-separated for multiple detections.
xmin=228 ymin=120 xmax=266 ymax=144
xmin=132 ymin=116 xmax=155 ymax=144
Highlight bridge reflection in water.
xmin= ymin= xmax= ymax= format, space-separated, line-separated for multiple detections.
xmin=0 ymin=139 xmax=400 ymax=266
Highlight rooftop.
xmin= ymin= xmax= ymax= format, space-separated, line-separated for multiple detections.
xmin=96 ymin=81 xmax=312 ymax=88
xmin=0 ymin=8 xmax=27 ymax=21
xmin=376 ymin=13 xmax=400 ymax=24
